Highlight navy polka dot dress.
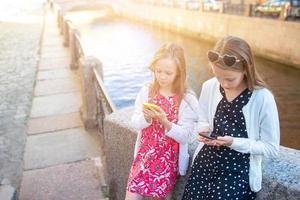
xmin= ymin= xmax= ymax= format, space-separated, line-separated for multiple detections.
xmin=182 ymin=87 xmax=256 ymax=200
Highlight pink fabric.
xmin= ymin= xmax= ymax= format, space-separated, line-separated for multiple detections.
xmin=127 ymin=94 xmax=179 ymax=198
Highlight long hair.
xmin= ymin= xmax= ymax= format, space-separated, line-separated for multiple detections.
xmin=212 ymin=35 xmax=266 ymax=90
xmin=149 ymin=43 xmax=187 ymax=104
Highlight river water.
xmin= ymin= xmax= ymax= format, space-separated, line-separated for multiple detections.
xmin=66 ymin=11 xmax=300 ymax=149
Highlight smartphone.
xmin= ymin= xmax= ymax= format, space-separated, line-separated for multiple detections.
xmin=143 ymin=103 xmax=161 ymax=112
xmin=198 ymin=132 xmax=218 ymax=140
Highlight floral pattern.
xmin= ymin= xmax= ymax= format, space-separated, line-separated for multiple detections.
xmin=127 ymin=93 xmax=179 ymax=198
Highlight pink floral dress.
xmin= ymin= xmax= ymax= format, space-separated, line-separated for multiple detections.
xmin=127 ymin=93 xmax=179 ymax=198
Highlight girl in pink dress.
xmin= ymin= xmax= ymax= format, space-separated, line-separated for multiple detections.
xmin=125 ymin=43 xmax=199 ymax=200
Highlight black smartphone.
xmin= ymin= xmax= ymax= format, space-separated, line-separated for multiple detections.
xmin=198 ymin=132 xmax=218 ymax=140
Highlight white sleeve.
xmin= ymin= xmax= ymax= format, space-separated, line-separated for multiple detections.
xmin=197 ymin=82 xmax=210 ymax=131
xmin=131 ymin=86 xmax=152 ymax=130
xmin=229 ymin=91 xmax=280 ymax=158
xmin=165 ymin=94 xmax=199 ymax=144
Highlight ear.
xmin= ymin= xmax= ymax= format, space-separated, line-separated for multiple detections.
xmin=210 ymin=64 xmax=215 ymax=74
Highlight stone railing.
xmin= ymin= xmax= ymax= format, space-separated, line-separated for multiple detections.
xmin=52 ymin=4 xmax=84 ymax=69
xmin=104 ymin=108 xmax=300 ymax=200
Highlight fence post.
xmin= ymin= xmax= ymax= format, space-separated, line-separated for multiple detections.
xmin=79 ymin=56 xmax=103 ymax=129
xmin=57 ymin=10 xmax=65 ymax=34
xmin=69 ymin=28 xmax=80 ymax=69
xmin=63 ymin=20 xmax=71 ymax=47
xmin=244 ymin=4 xmax=252 ymax=16
xmin=219 ymin=2 xmax=225 ymax=14
xmin=48 ymin=0 xmax=53 ymax=10
xmin=279 ymin=4 xmax=288 ymax=20
xmin=199 ymin=0 xmax=204 ymax=12
xmin=57 ymin=9 xmax=61 ymax=27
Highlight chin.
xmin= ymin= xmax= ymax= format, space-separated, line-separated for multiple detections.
xmin=159 ymin=82 xmax=168 ymax=86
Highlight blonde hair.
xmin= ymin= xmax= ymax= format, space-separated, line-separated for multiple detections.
xmin=212 ymin=35 xmax=266 ymax=90
xmin=149 ymin=43 xmax=187 ymax=104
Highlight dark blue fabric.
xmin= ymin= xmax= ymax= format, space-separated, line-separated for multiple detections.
xmin=182 ymin=87 xmax=256 ymax=200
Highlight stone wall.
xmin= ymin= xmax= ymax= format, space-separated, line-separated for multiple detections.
xmin=104 ymin=108 xmax=300 ymax=200
xmin=103 ymin=107 xmax=136 ymax=200
xmin=119 ymin=3 xmax=300 ymax=69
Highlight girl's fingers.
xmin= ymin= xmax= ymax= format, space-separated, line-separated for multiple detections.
xmin=198 ymin=136 xmax=219 ymax=146
xmin=144 ymin=109 xmax=158 ymax=118
xmin=144 ymin=109 xmax=153 ymax=115
xmin=216 ymin=136 xmax=233 ymax=146
xmin=199 ymin=135 xmax=233 ymax=146
xmin=143 ymin=108 xmax=151 ymax=114
xmin=198 ymin=136 xmax=210 ymax=143
xmin=206 ymin=140 xmax=217 ymax=146
xmin=197 ymin=136 xmax=205 ymax=143
xmin=143 ymin=109 xmax=154 ymax=121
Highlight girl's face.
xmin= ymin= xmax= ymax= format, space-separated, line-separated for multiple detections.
xmin=154 ymin=58 xmax=177 ymax=89
xmin=212 ymin=65 xmax=246 ymax=91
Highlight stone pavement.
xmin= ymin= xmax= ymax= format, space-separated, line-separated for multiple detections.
xmin=17 ymin=7 xmax=107 ymax=200
xmin=0 ymin=0 xmax=44 ymax=196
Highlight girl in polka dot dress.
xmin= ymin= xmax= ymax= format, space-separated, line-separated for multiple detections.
xmin=182 ymin=36 xmax=280 ymax=200
xmin=125 ymin=43 xmax=199 ymax=200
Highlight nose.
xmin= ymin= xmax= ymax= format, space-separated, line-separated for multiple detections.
xmin=158 ymin=74 xmax=166 ymax=80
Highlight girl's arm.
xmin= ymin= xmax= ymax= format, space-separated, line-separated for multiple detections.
xmin=229 ymin=90 xmax=280 ymax=158
xmin=196 ymin=82 xmax=211 ymax=132
xmin=165 ymin=93 xmax=199 ymax=144
xmin=131 ymin=86 xmax=152 ymax=130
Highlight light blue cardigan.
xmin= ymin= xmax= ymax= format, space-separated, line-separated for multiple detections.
xmin=193 ymin=77 xmax=280 ymax=192
xmin=131 ymin=85 xmax=199 ymax=175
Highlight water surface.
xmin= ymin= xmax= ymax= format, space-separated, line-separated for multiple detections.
xmin=66 ymin=11 xmax=300 ymax=149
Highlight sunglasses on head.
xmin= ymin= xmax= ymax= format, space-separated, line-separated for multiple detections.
xmin=207 ymin=50 xmax=241 ymax=67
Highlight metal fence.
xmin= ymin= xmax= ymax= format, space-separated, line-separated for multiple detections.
xmin=136 ymin=0 xmax=299 ymax=20
xmin=52 ymin=1 xmax=116 ymax=132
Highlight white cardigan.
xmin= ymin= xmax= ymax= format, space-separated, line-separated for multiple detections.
xmin=194 ymin=77 xmax=280 ymax=192
xmin=131 ymin=85 xmax=199 ymax=175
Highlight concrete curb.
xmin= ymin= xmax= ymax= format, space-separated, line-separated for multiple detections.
xmin=0 ymin=185 xmax=16 ymax=200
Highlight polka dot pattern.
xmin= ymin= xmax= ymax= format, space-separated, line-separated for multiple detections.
xmin=182 ymin=87 xmax=256 ymax=200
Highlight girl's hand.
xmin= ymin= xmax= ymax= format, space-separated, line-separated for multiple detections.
xmin=197 ymin=129 xmax=214 ymax=144
xmin=153 ymin=109 xmax=167 ymax=123
xmin=151 ymin=108 xmax=172 ymax=131
xmin=197 ymin=129 xmax=233 ymax=146
xmin=198 ymin=135 xmax=233 ymax=147
xmin=198 ymin=136 xmax=217 ymax=145
xmin=143 ymin=107 xmax=167 ymax=123
xmin=143 ymin=108 xmax=156 ymax=123
xmin=215 ymin=136 xmax=233 ymax=146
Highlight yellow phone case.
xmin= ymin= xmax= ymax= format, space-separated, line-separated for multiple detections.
xmin=143 ymin=103 xmax=161 ymax=112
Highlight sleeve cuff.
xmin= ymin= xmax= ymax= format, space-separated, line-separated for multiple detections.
xmin=165 ymin=123 xmax=188 ymax=144
xmin=229 ymin=137 xmax=239 ymax=149
xmin=139 ymin=115 xmax=152 ymax=128
xmin=228 ymin=137 xmax=251 ymax=154
xmin=165 ymin=122 xmax=176 ymax=137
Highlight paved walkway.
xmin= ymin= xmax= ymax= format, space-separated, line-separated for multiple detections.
xmin=19 ymin=7 xmax=106 ymax=200
xmin=0 ymin=0 xmax=44 ymax=195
